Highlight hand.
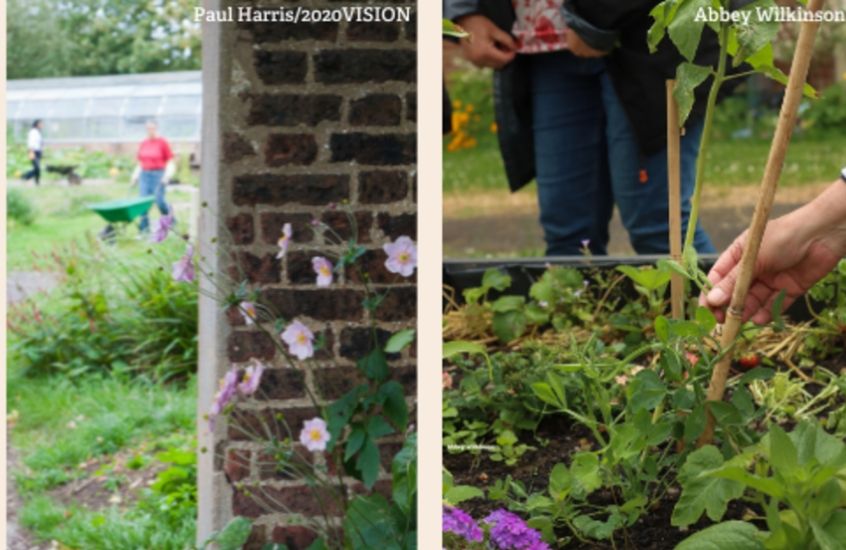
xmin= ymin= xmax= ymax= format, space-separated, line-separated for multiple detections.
xmin=455 ymin=15 xmax=517 ymax=70
xmin=567 ymin=29 xmax=608 ymax=58
xmin=700 ymin=182 xmax=846 ymax=324
xmin=28 ymin=150 xmax=34 ymax=161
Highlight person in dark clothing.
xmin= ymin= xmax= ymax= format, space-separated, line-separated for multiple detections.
xmin=22 ymin=119 xmax=44 ymax=185
xmin=445 ymin=0 xmax=726 ymax=255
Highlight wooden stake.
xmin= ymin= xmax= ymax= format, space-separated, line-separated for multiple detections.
xmin=666 ymin=80 xmax=684 ymax=321
xmin=698 ymin=0 xmax=824 ymax=447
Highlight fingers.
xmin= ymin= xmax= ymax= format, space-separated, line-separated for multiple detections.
xmin=489 ymin=26 xmax=517 ymax=52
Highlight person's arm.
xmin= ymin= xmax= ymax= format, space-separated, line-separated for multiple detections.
xmin=454 ymin=14 xmax=517 ymax=69
xmin=701 ymin=177 xmax=846 ymax=324
xmin=131 ymin=165 xmax=141 ymax=186
xmin=163 ymin=160 xmax=176 ymax=184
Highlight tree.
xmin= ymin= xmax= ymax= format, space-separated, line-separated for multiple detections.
xmin=7 ymin=0 xmax=201 ymax=79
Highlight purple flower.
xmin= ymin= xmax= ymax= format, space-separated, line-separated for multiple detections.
xmin=237 ymin=360 xmax=265 ymax=396
xmin=208 ymin=367 xmax=239 ymax=430
xmin=299 ymin=417 xmax=330 ymax=452
xmin=312 ymin=256 xmax=333 ymax=287
xmin=483 ymin=509 xmax=549 ymax=550
xmin=276 ymin=223 xmax=292 ymax=259
xmin=281 ymin=320 xmax=314 ymax=360
xmin=580 ymin=239 xmax=590 ymax=250
xmin=172 ymin=244 xmax=195 ymax=282
xmin=383 ymin=236 xmax=417 ymax=277
xmin=443 ymin=506 xmax=483 ymax=543
xmin=151 ymin=214 xmax=175 ymax=243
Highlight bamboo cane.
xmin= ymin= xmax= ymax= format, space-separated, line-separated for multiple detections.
xmin=666 ymin=80 xmax=684 ymax=321
xmin=697 ymin=0 xmax=824 ymax=447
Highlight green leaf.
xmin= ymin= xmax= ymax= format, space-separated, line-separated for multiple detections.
xmin=732 ymin=1 xmax=779 ymax=64
xmin=570 ymin=452 xmax=602 ymax=495
xmin=355 ymin=437 xmax=381 ymax=489
xmin=771 ymin=289 xmax=787 ymax=331
xmin=378 ymin=381 xmax=409 ymax=432
xmin=672 ymin=446 xmax=745 ymax=527
xmin=366 ymin=415 xmax=395 ymax=439
xmin=384 ymin=329 xmax=415 ymax=354
xmin=524 ymin=303 xmax=550 ymax=325
xmin=391 ymin=433 xmax=416 ymax=518
xmin=492 ymin=310 xmax=528 ymax=342
xmin=549 ymin=463 xmax=572 ymax=500
xmin=327 ymin=385 xmax=367 ymax=449
xmin=654 ymin=316 xmax=670 ymax=343
xmin=444 ymin=485 xmax=484 ymax=505
xmin=668 ymin=0 xmax=710 ymax=61
xmin=627 ymin=369 xmax=667 ymax=413
xmin=708 ymin=401 xmax=743 ymax=426
xmin=573 ymin=512 xmax=622 ymax=540
xmin=442 ymin=19 xmax=468 ymax=38
xmin=343 ymin=494 xmax=404 ymax=550
xmin=674 ymin=63 xmax=712 ymax=127
xmin=531 ymin=381 xmax=564 ymax=409
xmin=345 ymin=426 xmax=367 ymax=462
xmin=695 ymin=306 xmax=717 ymax=334
xmin=768 ymin=424 xmax=798 ymax=475
xmin=482 ymin=268 xmax=511 ymax=292
xmin=491 ymin=295 xmax=525 ymax=313
xmin=676 ymin=521 xmax=764 ymax=550
xmin=443 ymin=340 xmax=486 ymax=360
xmin=684 ymin=403 xmax=706 ymax=441
xmin=739 ymin=367 xmax=774 ymax=385
xmin=358 ymin=348 xmax=389 ymax=381
xmin=209 ymin=517 xmax=253 ymax=550
xmin=617 ymin=265 xmax=671 ymax=291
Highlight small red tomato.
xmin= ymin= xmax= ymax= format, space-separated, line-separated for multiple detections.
xmin=738 ymin=354 xmax=760 ymax=368
xmin=639 ymin=169 xmax=649 ymax=184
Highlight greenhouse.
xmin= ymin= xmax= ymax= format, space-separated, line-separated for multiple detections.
xmin=6 ymin=71 xmax=201 ymax=147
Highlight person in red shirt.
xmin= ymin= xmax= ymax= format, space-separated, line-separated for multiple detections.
xmin=132 ymin=120 xmax=176 ymax=233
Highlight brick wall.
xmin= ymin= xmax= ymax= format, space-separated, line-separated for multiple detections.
xmin=209 ymin=1 xmax=416 ymax=547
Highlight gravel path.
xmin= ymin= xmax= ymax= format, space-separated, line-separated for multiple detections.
xmin=6 ymin=272 xmax=60 ymax=305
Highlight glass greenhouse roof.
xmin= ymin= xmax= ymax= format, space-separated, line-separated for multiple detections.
xmin=7 ymin=71 xmax=202 ymax=144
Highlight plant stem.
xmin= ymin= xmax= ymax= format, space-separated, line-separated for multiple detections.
xmin=684 ymin=24 xmax=729 ymax=254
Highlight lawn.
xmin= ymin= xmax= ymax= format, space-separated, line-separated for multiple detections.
xmin=8 ymin=369 xmax=198 ymax=550
xmin=443 ymin=131 xmax=846 ymax=196
xmin=6 ymin=181 xmax=195 ymax=270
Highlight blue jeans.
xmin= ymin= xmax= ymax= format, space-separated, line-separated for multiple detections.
xmin=530 ymin=51 xmax=609 ymax=256
xmin=600 ymin=73 xmax=714 ymax=254
xmin=138 ymin=169 xmax=170 ymax=232
xmin=529 ymin=51 xmax=714 ymax=255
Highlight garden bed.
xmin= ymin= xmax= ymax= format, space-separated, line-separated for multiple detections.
xmin=442 ymin=258 xmax=846 ymax=549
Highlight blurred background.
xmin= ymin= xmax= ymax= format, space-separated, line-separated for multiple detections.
xmin=442 ymin=3 xmax=846 ymax=258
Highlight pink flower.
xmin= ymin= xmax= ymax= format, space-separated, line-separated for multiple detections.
xmin=151 ymin=214 xmax=175 ymax=243
xmin=281 ymin=320 xmax=315 ymax=360
xmin=172 ymin=244 xmax=195 ymax=282
xmin=238 ymin=360 xmax=265 ymax=396
xmin=208 ymin=368 xmax=239 ymax=430
xmin=240 ymin=301 xmax=257 ymax=325
xmin=312 ymin=256 xmax=333 ymax=287
xmin=276 ymin=223 xmax=292 ymax=259
xmin=383 ymin=236 xmax=417 ymax=277
xmin=299 ymin=417 xmax=331 ymax=452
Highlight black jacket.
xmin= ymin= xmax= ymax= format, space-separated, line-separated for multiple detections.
xmin=445 ymin=0 xmax=743 ymax=192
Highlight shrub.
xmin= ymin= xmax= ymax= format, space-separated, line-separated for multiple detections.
xmin=8 ymin=188 xmax=36 ymax=225
xmin=803 ymin=81 xmax=846 ymax=138
xmin=8 ymin=236 xmax=198 ymax=382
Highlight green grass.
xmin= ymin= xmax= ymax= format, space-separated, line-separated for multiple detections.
xmin=8 ymin=368 xmax=197 ymax=548
xmin=6 ymin=182 xmax=194 ymax=270
xmin=443 ymin=132 xmax=846 ymax=195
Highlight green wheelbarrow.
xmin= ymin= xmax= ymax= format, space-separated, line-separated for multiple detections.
xmin=88 ymin=196 xmax=156 ymax=241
